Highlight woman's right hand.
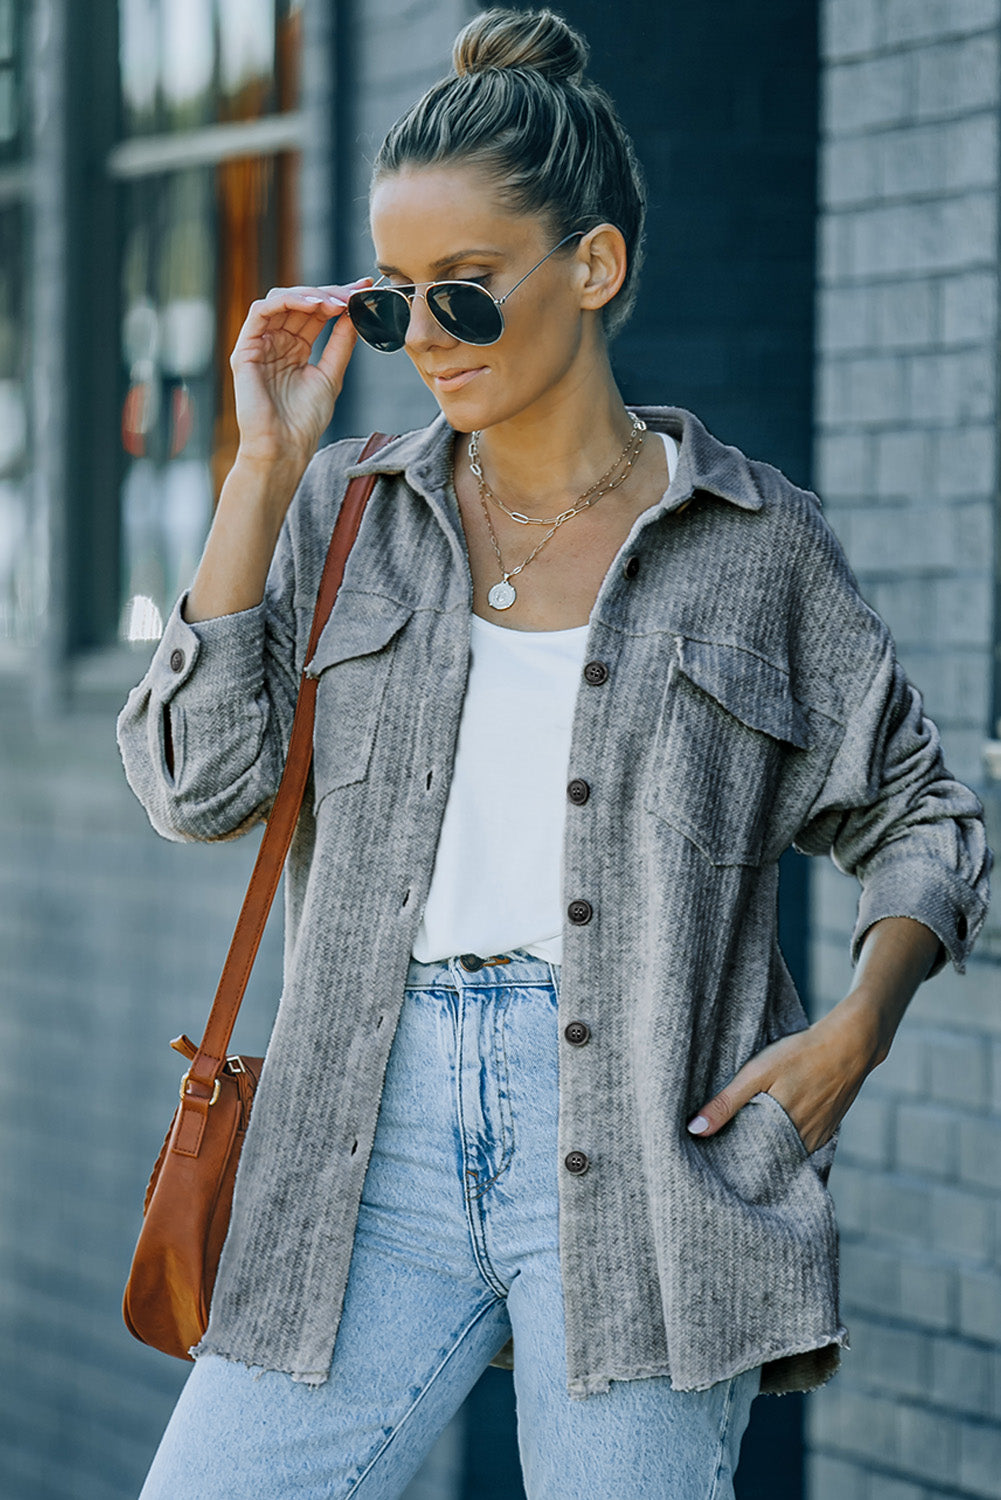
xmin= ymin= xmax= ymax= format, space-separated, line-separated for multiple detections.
xmin=229 ymin=280 xmax=371 ymax=473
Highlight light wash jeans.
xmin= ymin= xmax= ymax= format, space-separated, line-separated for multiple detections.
xmin=139 ymin=950 xmax=759 ymax=1499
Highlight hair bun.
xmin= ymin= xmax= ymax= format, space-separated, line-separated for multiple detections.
xmin=453 ymin=8 xmax=589 ymax=85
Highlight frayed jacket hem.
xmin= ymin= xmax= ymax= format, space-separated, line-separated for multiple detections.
xmin=188 ymin=1340 xmax=331 ymax=1388
xmin=566 ymin=1326 xmax=849 ymax=1401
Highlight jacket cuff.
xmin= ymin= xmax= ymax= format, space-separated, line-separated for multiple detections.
xmin=147 ymin=592 xmax=266 ymax=708
xmin=850 ymin=855 xmax=988 ymax=978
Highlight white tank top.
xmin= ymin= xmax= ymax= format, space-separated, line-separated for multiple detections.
xmin=411 ymin=430 xmax=679 ymax=966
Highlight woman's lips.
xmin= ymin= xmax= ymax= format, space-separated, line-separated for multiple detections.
xmin=429 ymin=366 xmax=486 ymax=392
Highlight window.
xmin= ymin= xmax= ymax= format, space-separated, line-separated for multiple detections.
xmin=113 ymin=0 xmax=304 ymax=641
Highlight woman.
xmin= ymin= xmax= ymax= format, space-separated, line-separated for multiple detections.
xmin=121 ymin=9 xmax=991 ymax=1498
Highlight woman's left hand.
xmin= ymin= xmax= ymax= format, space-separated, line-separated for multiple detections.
xmin=686 ymin=1001 xmax=883 ymax=1154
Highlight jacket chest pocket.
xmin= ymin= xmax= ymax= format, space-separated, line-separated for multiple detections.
xmin=304 ymin=594 xmax=414 ymax=810
xmin=643 ymin=637 xmax=818 ymax=867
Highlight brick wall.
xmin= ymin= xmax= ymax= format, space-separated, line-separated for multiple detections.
xmin=809 ymin=4 xmax=1001 ymax=1497
xmin=0 ymin=669 xmax=286 ymax=1499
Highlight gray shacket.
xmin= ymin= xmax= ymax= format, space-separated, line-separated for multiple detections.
xmin=117 ymin=406 xmax=992 ymax=1399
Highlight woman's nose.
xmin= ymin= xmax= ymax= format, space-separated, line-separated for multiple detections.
xmin=404 ymin=292 xmax=454 ymax=352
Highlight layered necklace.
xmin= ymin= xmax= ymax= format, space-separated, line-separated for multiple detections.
xmin=467 ymin=412 xmax=647 ymax=611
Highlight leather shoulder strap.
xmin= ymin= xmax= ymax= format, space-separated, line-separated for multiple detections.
xmin=175 ymin=434 xmax=394 ymax=1150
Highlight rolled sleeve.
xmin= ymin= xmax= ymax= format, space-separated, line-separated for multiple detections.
xmin=150 ymin=592 xmax=267 ymax=708
xmin=796 ymin=646 xmax=992 ymax=980
xmin=117 ymin=520 xmax=299 ymax=843
xmin=850 ymin=849 xmax=986 ymax=977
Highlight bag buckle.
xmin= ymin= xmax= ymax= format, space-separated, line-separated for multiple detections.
xmin=178 ymin=1054 xmax=246 ymax=1103
xmin=179 ymin=1070 xmax=221 ymax=1105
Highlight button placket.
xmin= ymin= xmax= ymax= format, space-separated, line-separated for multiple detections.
xmin=566 ymin=642 xmax=602 ymax=1189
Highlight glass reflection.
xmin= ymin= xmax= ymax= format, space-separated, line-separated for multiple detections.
xmin=120 ymin=169 xmax=217 ymax=637
xmin=0 ymin=69 xmax=14 ymax=146
xmin=116 ymin=1 xmax=302 ymax=639
xmin=0 ymin=0 xmax=19 ymax=159
xmin=0 ymin=202 xmax=31 ymax=641
xmin=119 ymin=0 xmax=303 ymax=137
xmin=119 ymin=0 xmax=158 ymax=131
xmin=161 ymin=0 xmax=215 ymax=126
xmin=218 ymin=0 xmax=275 ymax=98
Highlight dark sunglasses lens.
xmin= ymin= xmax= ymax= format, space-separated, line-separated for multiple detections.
xmin=427 ymin=284 xmax=503 ymax=345
xmin=348 ymin=289 xmax=410 ymax=352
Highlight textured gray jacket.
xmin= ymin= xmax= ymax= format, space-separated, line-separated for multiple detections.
xmin=117 ymin=406 xmax=992 ymax=1399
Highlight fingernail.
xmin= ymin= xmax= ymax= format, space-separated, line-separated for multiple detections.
xmin=687 ymin=1115 xmax=709 ymax=1135
xmin=304 ymin=295 xmax=323 ymax=304
xmin=327 ymin=297 xmax=347 ymax=309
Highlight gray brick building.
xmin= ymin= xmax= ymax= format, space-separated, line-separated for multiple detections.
xmin=1 ymin=2 xmax=998 ymax=1498
xmin=810 ymin=3 xmax=1001 ymax=1497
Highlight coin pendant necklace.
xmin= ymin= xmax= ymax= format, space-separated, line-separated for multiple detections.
xmin=468 ymin=413 xmax=646 ymax=611
xmin=489 ymin=577 xmax=518 ymax=611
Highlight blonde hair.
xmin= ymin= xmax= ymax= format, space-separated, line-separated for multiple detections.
xmin=373 ymin=8 xmax=646 ymax=338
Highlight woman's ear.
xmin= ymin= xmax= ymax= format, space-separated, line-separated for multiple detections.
xmin=576 ymin=224 xmax=628 ymax=313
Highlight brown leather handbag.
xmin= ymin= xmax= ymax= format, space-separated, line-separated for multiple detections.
xmin=122 ymin=434 xmax=393 ymax=1361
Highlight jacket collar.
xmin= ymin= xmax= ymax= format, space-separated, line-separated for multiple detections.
xmin=632 ymin=406 xmax=764 ymax=511
xmin=342 ymin=404 xmax=765 ymax=514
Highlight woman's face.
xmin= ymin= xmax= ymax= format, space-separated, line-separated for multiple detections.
xmin=368 ymin=164 xmax=604 ymax=433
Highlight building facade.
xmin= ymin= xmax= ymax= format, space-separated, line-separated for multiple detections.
xmin=0 ymin=2 xmax=997 ymax=1497
xmin=809 ymin=3 xmax=1001 ymax=1496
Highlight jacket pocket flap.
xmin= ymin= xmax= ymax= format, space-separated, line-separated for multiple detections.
xmin=304 ymin=594 xmax=414 ymax=676
xmin=677 ymin=638 xmax=811 ymax=749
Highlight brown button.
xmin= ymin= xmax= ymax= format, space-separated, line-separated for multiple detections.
xmin=564 ymin=1150 xmax=590 ymax=1175
xmin=583 ymin=660 xmax=609 ymax=686
xmin=567 ymin=778 xmax=591 ymax=805
xmin=564 ymin=1020 xmax=591 ymax=1046
xmin=622 ymin=554 xmax=641 ymax=579
xmin=567 ymin=899 xmax=593 ymax=925
xmin=957 ymin=913 xmax=968 ymax=941
xmin=169 ymin=648 xmax=185 ymax=673
xmin=459 ymin=953 xmax=484 ymax=971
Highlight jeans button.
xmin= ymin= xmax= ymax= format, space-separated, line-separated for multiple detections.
xmin=459 ymin=953 xmax=484 ymax=971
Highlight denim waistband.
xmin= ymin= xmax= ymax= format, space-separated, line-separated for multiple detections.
xmin=405 ymin=947 xmax=561 ymax=991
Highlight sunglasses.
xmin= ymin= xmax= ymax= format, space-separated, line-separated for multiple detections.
xmin=346 ymin=231 xmax=584 ymax=353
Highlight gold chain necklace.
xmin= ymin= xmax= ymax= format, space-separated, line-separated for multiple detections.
xmin=468 ymin=413 xmax=646 ymax=611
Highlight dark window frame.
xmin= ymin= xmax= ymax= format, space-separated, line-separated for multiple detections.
xmin=10 ymin=0 xmax=319 ymax=701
